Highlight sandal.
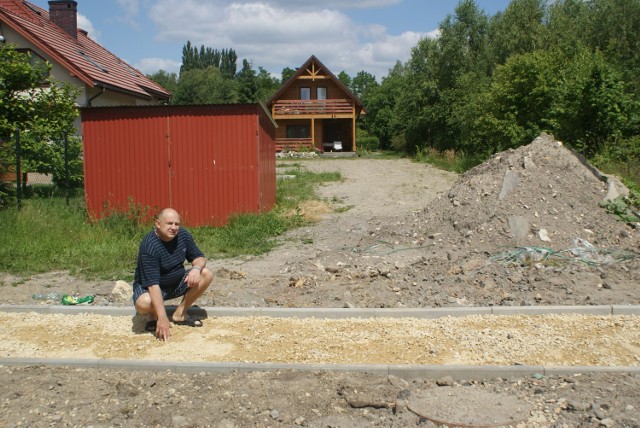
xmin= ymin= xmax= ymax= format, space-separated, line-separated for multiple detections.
xmin=172 ymin=317 xmax=203 ymax=327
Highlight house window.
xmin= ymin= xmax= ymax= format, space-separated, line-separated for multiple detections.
xmin=317 ymin=87 xmax=327 ymax=100
xmin=300 ymin=87 xmax=310 ymax=100
xmin=16 ymin=49 xmax=50 ymax=83
xmin=286 ymin=124 xmax=310 ymax=139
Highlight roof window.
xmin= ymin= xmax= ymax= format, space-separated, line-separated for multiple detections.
xmin=78 ymin=50 xmax=108 ymax=73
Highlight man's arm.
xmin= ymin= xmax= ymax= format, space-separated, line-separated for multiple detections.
xmin=148 ymin=285 xmax=171 ymax=340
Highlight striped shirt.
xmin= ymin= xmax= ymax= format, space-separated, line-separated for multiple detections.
xmin=133 ymin=227 xmax=204 ymax=290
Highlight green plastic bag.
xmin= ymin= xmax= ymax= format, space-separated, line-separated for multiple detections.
xmin=61 ymin=294 xmax=95 ymax=305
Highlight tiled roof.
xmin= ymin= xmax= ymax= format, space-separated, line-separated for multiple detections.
xmin=0 ymin=0 xmax=170 ymax=100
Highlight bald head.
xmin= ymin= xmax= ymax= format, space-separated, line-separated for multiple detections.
xmin=155 ymin=208 xmax=180 ymax=242
xmin=157 ymin=208 xmax=180 ymax=222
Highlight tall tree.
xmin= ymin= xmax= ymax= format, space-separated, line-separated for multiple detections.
xmin=351 ymin=71 xmax=377 ymax=99
xmin=172 ymin=66 xmax=238 ymax=105
xmin=337 ymin=71 xmax=351 ymax=88
xmin=147 ymin=70 xmax=178 ymax=95
xmin=280 ymin=67 xmax=296 ymax=84
xmin=489 ymin=0 xmax=546 ymax=65
xmin=236 ymin=59 xmax=258 ymax=103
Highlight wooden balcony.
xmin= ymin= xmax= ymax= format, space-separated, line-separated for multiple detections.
xmin=275 ymin=138 xmax=316 ymax=152
xmin=272 ymin=99 xmax=354 ymax=118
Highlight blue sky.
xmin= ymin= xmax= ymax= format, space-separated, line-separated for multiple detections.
xmin=29 ymin=0 xmax=512 ymax=79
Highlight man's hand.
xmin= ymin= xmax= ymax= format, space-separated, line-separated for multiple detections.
xmin=155 ymin=316 xmax=171 ymax=341
xmin=186 ymin=268 xmax=201 ymax=288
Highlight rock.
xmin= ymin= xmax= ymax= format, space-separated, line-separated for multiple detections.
xmin=270 ymin=409 xmax=280 ymax=419
xmin=538 ymin=229 xmax=551 ymax=242
xmin=567 ymin=400 xmax=589 ymax=412
xmin=499 ymin=170 xmax=519 ymax=201
xmin=112 ymin=280 xmax=132 ymax=301
xmin=600 ymin=418 xmax=615 ymax=428
xmin=523 ymin=155 xmax=536 ymax=169
xmin=171 ymin=415 xmax=188 ymax=427
xmin=603 ymin=175 xmax=629 ymax=201
xmin=508 ymin=216 xmax=530 ymax=239
xmin=436 ymin=376 xmax=454 ymax=386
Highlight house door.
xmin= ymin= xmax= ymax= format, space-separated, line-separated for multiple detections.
xmin=324 ymin=120 xmax=348 ymax=151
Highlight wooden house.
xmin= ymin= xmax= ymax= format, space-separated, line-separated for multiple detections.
xmin=268 ymin=55 xmax=365 ymax=153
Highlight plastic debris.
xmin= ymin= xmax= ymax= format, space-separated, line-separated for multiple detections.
xmin=61 ymin=294 xmax=95 ymax=305
xmin=491 ymin=239 xmax=637 ymax=267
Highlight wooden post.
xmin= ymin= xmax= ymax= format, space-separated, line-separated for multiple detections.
xmin=311 ymin=118 xmax=315 ymax=151
xmin=352 ymin=109 xmax=357 ymax=152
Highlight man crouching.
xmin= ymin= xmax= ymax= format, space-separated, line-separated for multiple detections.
xmin=133 ymin=208 xmax=213 ymax=341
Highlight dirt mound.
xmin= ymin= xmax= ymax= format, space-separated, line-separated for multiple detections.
xmin=346 ymin=134 xmax=639 ymax=308
xmin=422 ymin=132 xmax=635 ymax=252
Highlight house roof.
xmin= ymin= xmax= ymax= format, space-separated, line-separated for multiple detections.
xmin=0 ymin=0 xmax=170 ymax=101
xmin=268 ymin=55 xmax=365 ymax=113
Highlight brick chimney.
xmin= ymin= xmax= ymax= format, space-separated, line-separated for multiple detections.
xmin=48 ymin=1 xmax=78 ymax=39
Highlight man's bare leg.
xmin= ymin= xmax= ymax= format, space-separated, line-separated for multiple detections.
xmin=171 ymin=268 xmax=213 ymax=322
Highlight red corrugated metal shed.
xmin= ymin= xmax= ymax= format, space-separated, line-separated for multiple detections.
xmin=81 ymin=104 xmax=276 ymax=227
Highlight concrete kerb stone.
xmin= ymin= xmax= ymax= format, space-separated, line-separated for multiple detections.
xmin=5 ymin=304 xmax=640 ymax=318
xmin=2 ymin=304 xmax=640 ymax=379
xmin=2 ymin=357 xmax=639 ymax=380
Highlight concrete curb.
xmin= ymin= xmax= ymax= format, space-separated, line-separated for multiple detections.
xmin=2 ymin=304 xmax=640 ymax=318
xmin=2 ymin=304 xmax=639 ymax=379
xmin=1 ymin=357 xmax=639 ymax=380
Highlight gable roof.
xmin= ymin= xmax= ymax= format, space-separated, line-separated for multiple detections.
xmin=268 ymin=55 xmax=364 ymax=113
xmin=0 ymin=0 xmax=170 ymax=101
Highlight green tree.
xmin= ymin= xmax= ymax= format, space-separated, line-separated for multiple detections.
xmin=280 ymin=67 xmax=296 ymax=84
xmin=337 ymin=71 xmax=351 ymax=88
xmin=236 ymin=59 xmax=258 ymax=103
xmin=146 ymin=70 xmax=178 ymax=95
xmin=489 ymin=0 xmax=546 ymax=65
xmin=0 ymin=44 xmax=79 ymax=205
xmin=351 ymin=71 xmax=377 ymax=99
xmin=255 ymin=67 xmax=280 ymax=103
xmin=172 ymin=66 xmax=238 ymax=105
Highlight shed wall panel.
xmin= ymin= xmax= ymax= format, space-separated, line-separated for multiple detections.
xmin=81 ymin=104 xmax=276 ymax=227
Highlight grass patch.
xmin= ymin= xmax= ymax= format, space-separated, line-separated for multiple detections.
xmin=0 ymin=196 xmax=147 ymax=280
xmin=415 ymin=147 xmax=485 ymax=173
xmin=0 ymin=167 xmax=341 ymax=280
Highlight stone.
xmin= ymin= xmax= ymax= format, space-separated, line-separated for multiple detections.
xmin=436 ymin=376 xmax=454 ymax=386
xmin=112 ymin=280 xmax=132 ymax=301
xmin=603 ymin=175 xmax=629 ymax=201
xmin=499 ymin=170 xmax=519 ymax=201
xmin=538 ymin=229 xmax=551 ymax=242
xmin=171 ymin=415 xmax=188 ymax=427
xmin=508 ymin=216 xmax=529 ymax=239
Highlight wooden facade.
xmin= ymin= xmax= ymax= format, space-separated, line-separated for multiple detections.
xmin=268 ymin=56 xmax=365 ymax=153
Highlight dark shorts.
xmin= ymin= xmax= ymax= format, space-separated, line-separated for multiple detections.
xmin=132 ymin=271 xmax=191 ymax=305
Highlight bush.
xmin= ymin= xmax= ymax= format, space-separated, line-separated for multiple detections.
xmin=356 ymin=135 xmax=380 ymax=152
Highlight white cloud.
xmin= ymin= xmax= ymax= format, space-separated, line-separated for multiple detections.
xmin=116 ymin=0 xmax=141 ymax=29
xmin=135 ymin=57 xmax=182 ymax=75
xmin=77 ymin=14 xmax=100 ymax=41
xmin=144 ymin=0 xmax=424 ymax=79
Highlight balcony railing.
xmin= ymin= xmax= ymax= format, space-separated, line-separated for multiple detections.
xmin=275 ymin=138 xmax=316 ymax=152
xmin=272 ymin=99 xmax=353 ymax=116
